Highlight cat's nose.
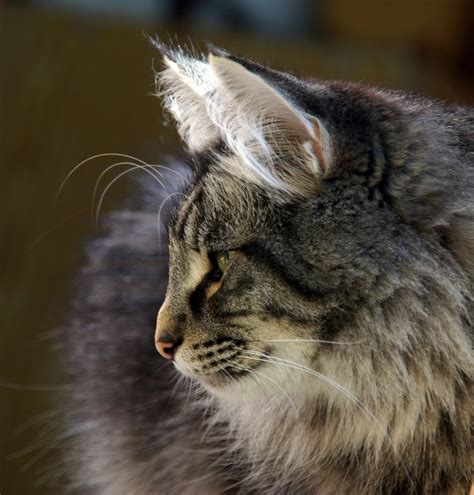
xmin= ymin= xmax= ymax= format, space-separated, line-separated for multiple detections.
xmin=155 ymin=332 xmax=183 ymax=360
xmin=155 ymin=301 xmax=183 ymax=360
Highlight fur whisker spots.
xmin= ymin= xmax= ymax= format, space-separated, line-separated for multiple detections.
xmin=194 ymin=336 xmax=247 ymax=350
xmin=200 ymin=351 xmax=241 ymax=369
xmin=251 ymin=338 xmax=367 ymax=346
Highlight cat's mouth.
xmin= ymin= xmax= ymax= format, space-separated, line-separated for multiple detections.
xmin=173 ymin=336 xmax=266 ymax=386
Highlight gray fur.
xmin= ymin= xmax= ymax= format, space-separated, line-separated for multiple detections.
xmin=63 ymin=45 xmax=473 ymax=494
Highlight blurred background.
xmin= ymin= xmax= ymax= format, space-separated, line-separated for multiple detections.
xmin=1 ymin=0 xmax=473 ymax=493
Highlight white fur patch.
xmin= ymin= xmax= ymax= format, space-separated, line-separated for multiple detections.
xmin=158 ymin=59 xmax=220 ymax=151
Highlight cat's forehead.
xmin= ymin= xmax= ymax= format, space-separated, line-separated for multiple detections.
xmin=169 ymin=159 xmax=274 ymax=252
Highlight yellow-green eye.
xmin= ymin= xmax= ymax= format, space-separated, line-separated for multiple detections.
xmin=216 ymin=250 xmax=236 ymax=274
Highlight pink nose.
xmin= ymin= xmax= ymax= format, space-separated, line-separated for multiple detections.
xmin=155 ymin=339 xmax=175 ymax=360
xmin=155 ymin=303 xmax=183 ymax=360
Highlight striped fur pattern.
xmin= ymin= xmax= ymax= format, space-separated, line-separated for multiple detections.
xmin=64 ymin=44 xmax=473 ymax=494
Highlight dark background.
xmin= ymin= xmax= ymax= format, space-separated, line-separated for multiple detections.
xmin=1 ymin=1 xmax=473 ymax=493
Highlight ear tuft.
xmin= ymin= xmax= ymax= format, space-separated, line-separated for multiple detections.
xmin=206 ymin=42 xmax=230 ymax=59
xmin=154 ymin=40 xmax=221 ymax=151
xmin=147 ymin=36 xmax=177 ymax=62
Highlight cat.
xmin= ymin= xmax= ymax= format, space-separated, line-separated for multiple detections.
xmin=63 ymin=41 xmax=473 ymax=494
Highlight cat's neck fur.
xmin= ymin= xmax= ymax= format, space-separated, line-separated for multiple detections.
xmin=207 ymin=259 xmax=472 ymax=494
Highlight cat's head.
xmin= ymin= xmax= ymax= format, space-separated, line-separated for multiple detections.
xmin=152 ymin=42 xmax=471 ymax=409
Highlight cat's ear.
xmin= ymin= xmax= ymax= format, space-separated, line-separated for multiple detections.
xmin=153 ymin=40 xmax=221 ymax=152
xmin=154 ymin=41 xmax=332 ymax=197
xmin=206 ymin=54 xmax=331 ymax=196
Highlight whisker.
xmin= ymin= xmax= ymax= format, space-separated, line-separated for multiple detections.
xmin=56 ymin=152 xmax=153 ymax=201
xmin=91 ymin=161 xmax=164 ymax=224
xmin=13 ymin=409 xmax=63 ymax=437
xmin=181 ymin=368 xmax=203 ymax=409
xmin=169 ymin=367 xmax=191 ymax=401
xmin=94 ymin=163 xmax=166 ymax=229
xmin=25 ymin=208 xmax=89 ymax=252
xmin=230 ymin=360 xmax=288 ymax=420
xmin=227 ymin=359 xmax=302 ymax=424
xmin=212 ymin=361 xmax=254 ymax=415
xmin=156 ymin=191 xmax=187 ymax=250
xmin=0 ymin=379 xmax=72 ymax=392
xmin=148 ymin=162 xmax=192 ymax=187
xmin=243 ymin=350 xmax=362 ymax=408
xmin=7 ymin=413 xmax=62 ymax=461
xmin=253 ymin=338 xmax=366 ymax=346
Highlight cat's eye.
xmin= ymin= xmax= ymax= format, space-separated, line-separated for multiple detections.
xmin=215 ymin=250 xmax=236 ymax=274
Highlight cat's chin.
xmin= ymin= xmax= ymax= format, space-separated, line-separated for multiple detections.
xmin=201 ymin=376 xmax=251 ymax=402
xmin=197 ymin=369 xmax=282 ymax=405
xmin=173 ymin=360 xmax=250 ymax=392
xmin=200 ymin=371 xmax=250 ymax=394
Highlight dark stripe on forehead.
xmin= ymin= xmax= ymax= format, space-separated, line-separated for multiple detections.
xmin=174 ymin=183 xmax=203 ymax=241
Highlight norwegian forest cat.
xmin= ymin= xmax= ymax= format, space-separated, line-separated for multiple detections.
xmin=64 ymin=42 xmax=473 ymax=494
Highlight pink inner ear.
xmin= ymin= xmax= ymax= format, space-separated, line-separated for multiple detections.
xmin=308 ymin=117 xmax=327 ymax=173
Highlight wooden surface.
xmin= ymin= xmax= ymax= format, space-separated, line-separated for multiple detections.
xmin=1 ymin=6 xmax=471 ymax=494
